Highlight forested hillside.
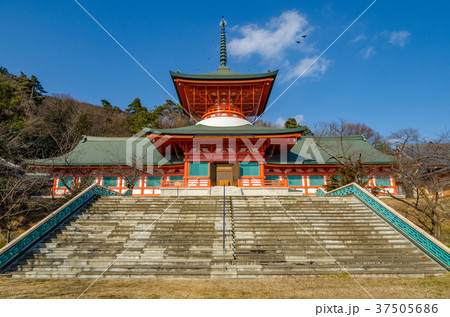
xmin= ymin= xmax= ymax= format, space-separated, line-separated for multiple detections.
xmin=0 ymin=66 xmax=190 ymax=163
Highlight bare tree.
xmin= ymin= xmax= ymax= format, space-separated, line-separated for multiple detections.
xmin=254 ymin=119 xmax=277 ymax=128
xmin=0 ymin=163 xmax=57 ymax=243
xmin=311 ymin=120 xmax=374 ymax=191
xmin=41 ymin=96 xmax=85 ymax=156
xmin=388 ymin=128 xmax=449 ymax=239
xmin=314 ymin=119 xmax=390 ymax=153
xmin=0 ymin=123 xmax=59 ymax=244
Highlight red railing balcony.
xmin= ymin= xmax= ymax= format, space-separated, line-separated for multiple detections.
xmin=162 ymin=180 xmax=185 ymax=187
xmin=263 ymin=179 xmax=287 ymax=187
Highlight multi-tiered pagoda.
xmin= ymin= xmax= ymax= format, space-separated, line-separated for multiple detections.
xmin=30 ymin=18 xmax=398 ymax=196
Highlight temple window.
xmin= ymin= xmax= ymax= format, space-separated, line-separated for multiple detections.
xmin=147 ymin=176 xmax=162 ymax=187
xmin=79 ymin=176 xmax=95 ymax=187
xmin=189 ymin=162 xmax=209 ymax=177
xmin=309 ymin=175 xmax=324 ymax=187
xmin=287 ymin=175 xmax=302 ymax=186
xmin=58 ymin=177 xmax=74 ymax=188
xmin=362 ymin=175 xmax=369 ymax=185
xmin=375 ymin=175 xmax=391 ymax=187
xmin=103 ymin=176 xmax=118 ymax=187
xmin=240 ymin=162 xmax=260 ymax=176
xmin=122 ymin=176 xmax=137 ymax=188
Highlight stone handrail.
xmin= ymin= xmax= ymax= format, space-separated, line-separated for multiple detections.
xmin=0 ymin=184 xmax=119 ymax=272
xmin=317 ymin=183 xmax=450 ymax=271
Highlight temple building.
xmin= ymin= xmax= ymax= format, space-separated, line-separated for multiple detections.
xmin=29 ymin=18 xmax=398 ymax=197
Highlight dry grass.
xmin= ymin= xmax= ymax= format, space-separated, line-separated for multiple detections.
xmin=0 ymin=274 xmax=449 ymax=299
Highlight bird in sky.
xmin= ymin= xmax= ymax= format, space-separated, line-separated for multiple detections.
xmin=296 ymin=35 xmax=307 ymax=44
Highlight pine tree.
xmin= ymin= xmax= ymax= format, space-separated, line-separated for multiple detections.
xmin=30 ymin=75 xmax=47 ymax=94
xmin=284 ymin=117 xmax=299 ymax=128
xmin=125 ymin=98 xmax=144 ymax=114
xmin=101 ymin=99 xmax=113 ymax=111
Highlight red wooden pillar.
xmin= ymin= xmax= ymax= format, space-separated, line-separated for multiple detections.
xmin=184 ymin=161 xmax=189 ymax=186
xmin=259 ymin=162 xmax=265 ymax=187
xmin=52 ymin=177 xmax=57 ymax=196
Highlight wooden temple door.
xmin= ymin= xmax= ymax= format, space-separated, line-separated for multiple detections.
xmin=216 ymin=164 xmax=233 ymax=186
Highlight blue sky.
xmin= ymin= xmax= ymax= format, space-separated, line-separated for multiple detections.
xmin=1 ymin=0 xmax=448 ymax=137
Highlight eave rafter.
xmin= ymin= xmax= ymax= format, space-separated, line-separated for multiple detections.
xmin=173 ymin=77 xmax=275 ymax=119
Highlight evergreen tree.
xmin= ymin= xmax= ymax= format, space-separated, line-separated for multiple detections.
xmin=0 ymin=74 xmax=22 ymax=126
xmin=101 ymin=99 xmax=113 ymax=110
xmin=151 ymin=99 xmax=190 ymax=128
xmin=75 ymin=113 xmax=90 ymax=135
xmin=284 ymin=117 xmax=300 ymax=128
xmin=17 ymin=72 xmax=34 ymax=95
xmin=302 ymin=126 xmax=314 ymax=136
xmin=14 ymin=72 xmax=46 ymax=106
xmin=0 ymin=67 xmax=10 ymax=76
xmin=125 ymin=98 xmax=144 ymax=114
xmin=126 ymin=98 xmax=155 ymax=134
xmin=30 ymin=75 xmax=47 ymax=94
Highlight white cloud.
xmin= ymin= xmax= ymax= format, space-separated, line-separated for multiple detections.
xmin=294 ymin=114 xmax=304 ymax=123
xmin=352 ymin=34 xmax=366 ymax=43
xmin=361 ymin=46 xmax=375 ymax=59
xmin=275 ymin=117 xmax=286 ymax=128
xmin=388 ymin=31 xmax=410 ymax=47
xmin=284 ymin=56 xmax=330 ymax=81
xmin=229 ymin=10 xmax=309 ymax=59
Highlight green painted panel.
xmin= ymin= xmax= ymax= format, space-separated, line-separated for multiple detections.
xmin=123 ymin=176 xmax=137 ymax=188
xmin=79 ymin=176 xmax=95 ymax=187
xmin=376 ymin=175 xmax=391 ymax=187
xmin=103 ymin=176 xmax=117 ymax=187
xmin=147 ymin=176 xmax=161 ymax=187
xmin=189 ymin=162 xmax=209 ymax=177
xmin=287 ymin=175 xmax=302 ymax=186
xmin=170 ymin=176 xmax=184 ymax=181
xmin=58 ymin=177 xmax=73 ymax=188
xmin=309 ymin=175 xmax=324 ymax=186
xmin=240 ymin=162 xmax=260 ymax=176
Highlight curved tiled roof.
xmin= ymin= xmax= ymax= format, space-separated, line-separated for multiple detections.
xmin=27 ymin=136 xmax=182 ymax=167
xmin=144 ymin=123 xmax=305 ymax=136
xmin=266 ymin=135 xmax=395 ymax=165
xmin=169 ymin=69 xmax=278 ymax=81
xmin=27 ymin=134 xmax=394 ymax=167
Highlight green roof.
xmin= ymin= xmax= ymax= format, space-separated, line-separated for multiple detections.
xmin=28 ymin=134 xmax=394 ymax=168
xmin=144 ymin=123 xmax=305 ymax=136
xmin=27 ymin=136 xmax=182 ymax=167
xmin=266 ymin=135 xmax=395 ymax=165
xmin=170 ymin=69 xmax=278 ymax=81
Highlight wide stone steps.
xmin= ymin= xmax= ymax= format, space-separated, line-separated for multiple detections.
xmin=228 ymin=196 xmax=445 ymax=277
xmin=5 ymin=195 xmax=446 ymax=278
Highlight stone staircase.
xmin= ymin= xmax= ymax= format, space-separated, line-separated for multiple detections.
xmin=231 ymin=196 xmax=445 ymax=277
xmin=8 ymin=196 xmax=234 ymax=279
xmin=6 ymin=195 xmax=446 ymax=278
